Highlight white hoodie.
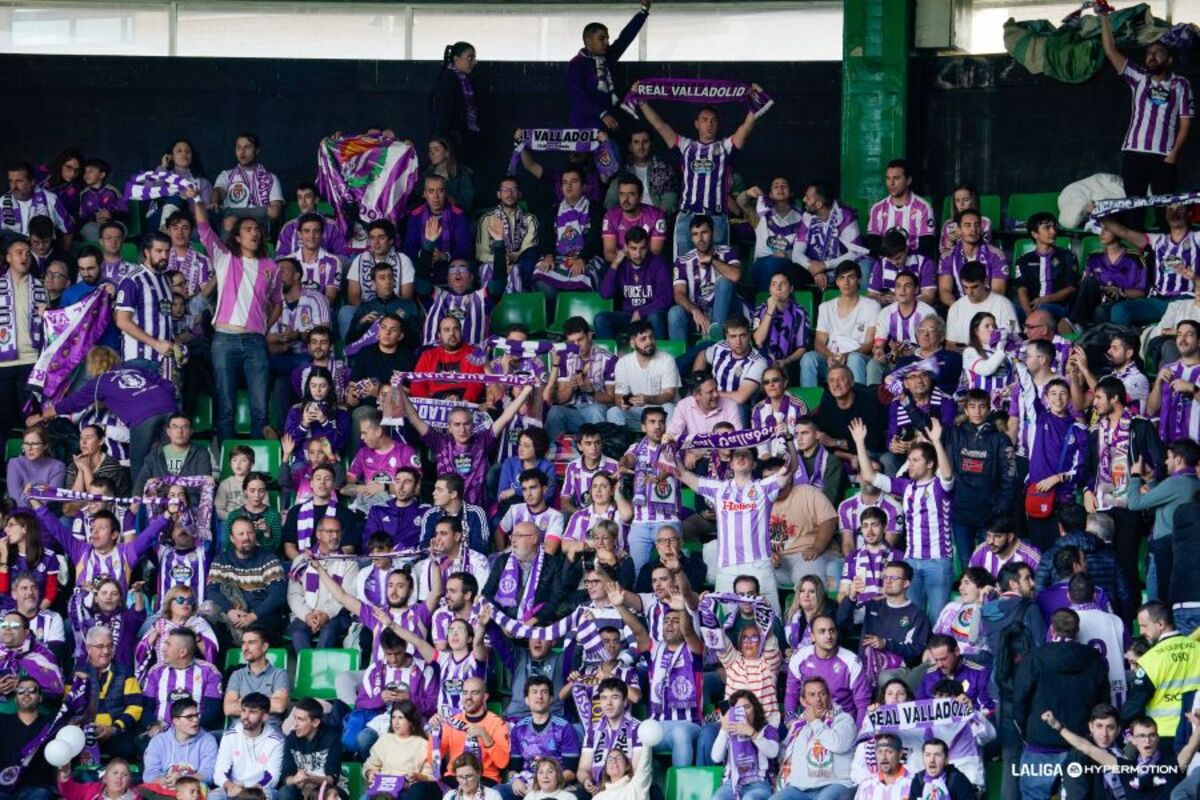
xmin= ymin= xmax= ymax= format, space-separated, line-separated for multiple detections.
xmin=214 ymin=722 xmax=286 ymax=795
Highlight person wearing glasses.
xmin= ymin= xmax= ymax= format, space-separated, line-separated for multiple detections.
xmin=0 ymin=676 xmax=57 ymax=800
xmin=131 ymin=412 xmax=215 ymax=500
xmin=4 ymin=427 xmax=64 ymax=507
xmin=143 ymin=697 xmax=219 ymax=788
xmin=77 ymin=625 xmax=143 ymax=762
xmin=0 ymin=611 xmax=63 ymax=702
xmin=40 ymin=260 xmax=69 ymax=309
xmin=135 ymin=586 xmax=219 ymax=681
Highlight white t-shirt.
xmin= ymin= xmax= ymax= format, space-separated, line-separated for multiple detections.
xmin=613 ymin=350 xmax=681 ymax=398
xmin=946 ymin=292 xmax=1018 ymax=346
xmin=215 ymin=166 xmax=284 ymax=209
xmin=815 ymin=296 xmax=882 ymax=354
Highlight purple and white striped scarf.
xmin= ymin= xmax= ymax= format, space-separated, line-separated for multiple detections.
xmin=725 ymin=705 xmax=759 ymax=794
xmin=123 ymin=170 xmax=199 ymax=201
xmin=698 ymin=592 xmax=774 ymax=656
xmin=883 ymin=356 xmax=941 ymax=398
xmin=390 ymin=370 xmax=540 ymax=387
xmin=143 ymin=476 xmax=215 ymax=543
xmin=344 ymin=321 xmax=380 ymax=357
xmin=493 ymin=550 xmax=545 ymax=621
xmin=794 ymin=447 xmax=828 ymax=490
xmin=483 ymin=337 xmax=579 ymax=359
xmin=387 ymin=397 xmax=492 ymax=435
xmin=678 ymin=421 xmax=780 ymax=451
xmin=26 ymin=290 xmax=111 ymax=412
xmin=0 ymin=674 xmax=92 ymax=788
xmin=1090 ymin=190 xmax=1200 ymax=221
xmin=620 ymin=78 xmax=774 ymax=120
xmin=507 ymin=129 xmax=620 ymax=182
xmin=293 ymin=496 xmax=339 ymax=553
xmin=317 ymin=133 xmax=420 ymax=232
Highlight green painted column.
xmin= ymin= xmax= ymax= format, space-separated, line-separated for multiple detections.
xmin=840 ymin=0 xmax=912 ymax=209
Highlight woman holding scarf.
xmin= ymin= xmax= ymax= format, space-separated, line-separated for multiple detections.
xmin=710 ymin=691 xmax=778 ymax=800
xmin=429 ymin=42 xmax=480 ymax=166
xmin=76 ymin=577 xmax=146 ymax=667
xmin=134 ymin=585 xmax=218 ymax=682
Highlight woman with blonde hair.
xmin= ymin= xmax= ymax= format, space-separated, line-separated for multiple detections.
xmin=33 ymin=344 xmax=177 ymax=468
xmin=133 ymin=584 xmax=218 ymax=680
xmin=523 ymin=757 xmax=575 ymax=800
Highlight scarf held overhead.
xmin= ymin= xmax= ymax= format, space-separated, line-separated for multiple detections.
xmin=677 ymin=421 xmax=782 ymax=451
xmin=1090 ymin=190 xmax=1200 ymax=221
xmin=123 ymin=171 xmax=200 ymax=201
xmin=390 ymin=370 xmax=541 ymax=387
xmin=316 ymin=133 xmax=420 ymax=232
xmin=507 ymin=128 xmax=620 ymax=182
xmin=620 ymin=78 xmax=774 ymax=120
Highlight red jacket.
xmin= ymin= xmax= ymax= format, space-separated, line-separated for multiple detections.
xmin=410 ymin=345 xmax=485 ymax=402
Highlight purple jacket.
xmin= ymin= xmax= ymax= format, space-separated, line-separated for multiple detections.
xmin=598 ymin=254 xmax=673 ymax=316
xmin=56 ymin=368 xmax=177 ymax=428
xmin=565 ymin=9 xmax=648 ymax=127
xmin=402 ymin=204 xmax=471 ymax=265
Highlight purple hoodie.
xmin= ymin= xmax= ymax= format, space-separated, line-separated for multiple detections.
xmin=598 ymin=254 xmax=673 ymax=316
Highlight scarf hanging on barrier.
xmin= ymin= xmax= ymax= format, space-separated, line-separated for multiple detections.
xmin=677 ymin=421 xmax=781 ymax=451
xmin=391 ymin=370 xmax=541 ymax=388
xmin=316 ymin=133 xmax=420 ymax=234
xmin=506 ymin=129 xmax=620 ymax=182
xmin=26 ymin=290 xmax=111 ymax=412
xmin=1090 ymin=190 xmax=1200 ymax=222
xmin=123 ymin=171 xmax=199 ymax=201
xmin=620 ymin=78 xmax=774 ymax=120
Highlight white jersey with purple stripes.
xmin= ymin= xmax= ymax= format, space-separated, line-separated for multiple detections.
xmin=143 ymin=659 xmax=223 ymax=723
xmin=558 ymin=346 xmax=617 ymax=408
xmin=1120 ymin=62 xmax=1194 ymax=155
xmin=698 ymin=473 xmax=785 ymax=568
xmin=751 ymin=395 xmax=809 ymax=459
xmin=673 ymin=246 xmax=741 ymax=312
xmin=867 ymin=194 xmax=936 ymax=253
xmin=1147 ymin=231 xmax=1200 ymax=298
xmin=422 ymin=287 xmax=488 ymax=346
xmin=705 ymin=341 xmax=767 ymax=394
xmin=499 ymin=503 xmax=565 ymax=541
xmin=562 ymin=456 xmax=620 ymax=509
xmin=838 ymin=494 xmax=904 ymax=543
xmin=288 ymin=248 xmax=343 ymax=294
xmin=874 ymin=301 xmax=937 ymax=347
xmin=434 ymin=649 xmax=485 ymax=717
xmin=870 ymin=472 xmax=955 ymax=561
xmin=676 ymin=135 xmax=736 ymax=214
xmin=562 ymin=503 xmax=626 ymax=549
xmin=115 ymin=265 xmax=174 ymax=363
xmin=625 ymin=438 xmax=680 ymax=524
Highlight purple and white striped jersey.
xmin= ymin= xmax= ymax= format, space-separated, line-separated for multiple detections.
xmin=938 ymin=243 xmax=1009 ymax=297
xmin=752 ymin=299 xmax=808 ymax=363
xmin=115 ymin=265 xmax=173 ymax=363
xmin=676 ymin=136 xmax=736 ymax=214
xmin=434 ymin=650 xmax=485 ymax=717
xmin=698 ymin=473 xmax=785 ymax=568
xmin=1074 ymin=603 xmax=1129 ymax=707
xmin=751 ymin=395 xmax=809 ymax=458
xmin=1147 ymin=231 xmax=1200 ymax=298
xmin=674 ymin=246 xmax=741 ymax=312
xmin=287 ymin=248 xmax=343 ymax=295
xmin=842 ymin=545 xmax=904 ymax=605
xmin=168 ymin=248 xmax=212 ymax=297
xmin=561 ymin=456 xmax=620 ymax=509
xmin=625 ymin=438 xmax=680 ymax=523
xmin=499 ymin=503 xmax=565 ymax=541
xmin=871 ymin=473 xmax=955 ymax=561
xmin=360 ymin=602 xmax=433 ymax=664
xmin=752 ymin=196 xmax=805 ymax=259
xmin=838 ymin=494 xmax=904 ymax=541
xmin=143 ymin=659 xmax=223 ymax=723
xmin=962 ymin=347 xmax=1013 ymax=402
xmin=350 ymin=249 xmax=413 ymax=303
xmin=967 ymin=540 xmax=1042 ymax=579
xmin=102 ymin=259 xmax=138 ymax=286
xmin=432 ymin=607 xmax=478 ymax=645
xmin=869 ymin=254 xmax=936 ymax=295
xmin=874 ymin=301 xmax=937 ymax=347
xmin=868 ymin=194 xmax=935 ymax=253
xmin=558 ymin=345 xmax=617 ymax=407
xmin=1121 ymin=63 xmax=1194 ymax=155
xmin=705 ymin=341 xmax=768 ymax=394
xmin=1158 ymin=360 xmax=1200 ymax=443
xmin=270 ymin=290 xmax=330 ymax=354
xmin=423 ymin=288 xmax=488 ymax=346
xmin=562 ymin=503 xmax=624 ymax=547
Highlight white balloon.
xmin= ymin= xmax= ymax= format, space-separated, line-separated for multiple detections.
xmin=637 ymin=718 xmax=664 ymax=748
xmin=56 ymin=725 xmax=86 ymax=756
xmin=44 ymin=739 xmax=74 ymax=768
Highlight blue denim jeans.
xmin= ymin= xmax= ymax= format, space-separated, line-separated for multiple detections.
xmin=799 ymin=351 xmax=869 ymax=386
xmin=715 ymin=783 xmax=773 ymax=800
xmin=211 ymin=331 xmax=270 ymax=441
xmin=653 ymin=719 xmax=701 ymax=767
xmin=341 ymin=707 xmax=382 ymax=758
xmin=674 ymin=212 xmax=730 ymax=257
xmin=771 ymin=785 xmax=854 ymax=800
xmin=668 ymin=276 xmax=738 ymax=343
xmin=545 ymin=403 xmax=608 ymax=441
xmin=909 ymin=557 xmax=954 ymax=623
xmin=696 ymin=721 xmax=720 ymax=766
xmin=594 ymin=309 xmax=668 ymax=341
xmin=1017 ymin=748 xmax=1068 ymax=800
xmin=752 ymin=255 xmax=796 ymax=291
xmin=1110 ymin=296 xmax=1172 ymax=327
xmin=952 ymin=522 xmax=988 ymax=574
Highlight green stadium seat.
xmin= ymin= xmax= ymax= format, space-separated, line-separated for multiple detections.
xmin=341 ymin=762 xmax=364 ymax=800
xmin=1011 ymin=237 xmax=1074 ymax=263
xmin=191 ymin=240 xmax=207 ymax=256
xmin=656 ymin=340 xmax=687 ymax=358
xmin=119 ymin=242 xmax=138 ymax=263
xmin=940 ymin=194 xmax=1002 ymax=227
xmin=665 ymin=766 xmax=724 ymax=800
xmin=1078 ymin=235 xmax=1104 ymax=265
xmin=224 ymin=647 xmax=288 ymax=671
xmin=681 ymin=487 xmax=696 ymax=513
xmin=788 ymin=386 xmax=825 ymax=410
xmin=5 ymin=438 xmax=21 ymax=460
xmin=491 ymin=293 xmax=547 ymax=335
xmin=592 ymin=339 xmax=618 ymax=355
xmin=191 ymin=393 xmax=214 ymax=435
xmin=844 ymin=196 xmax=872 ymax=229
xmin=1004 ymin=192 xmax=1060 ymax=231
xmin=220 ymin=439 xmax=282 ymax=480
xmin=294 ymin=648 xmax=359 ymax=699
xmin=549 ymin=292 xmax=612 ymax=335
xmin=235 ymin=390 xmax=252 ymax=436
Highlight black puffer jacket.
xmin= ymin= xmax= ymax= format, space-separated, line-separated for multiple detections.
xmin=941 ymin=419 xmax=1018 ymax=528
